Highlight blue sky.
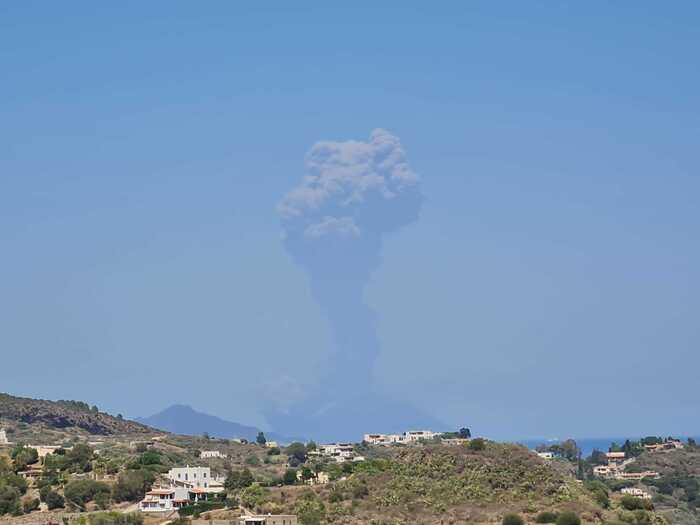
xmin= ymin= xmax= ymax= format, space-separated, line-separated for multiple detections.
xmin=1 ymin=2 xmax=699 ymax=440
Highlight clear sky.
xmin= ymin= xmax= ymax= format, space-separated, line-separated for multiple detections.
xmin=1 ymin=2 xmax=699 ymax=440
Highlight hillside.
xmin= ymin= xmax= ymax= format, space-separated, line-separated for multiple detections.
xmin=0 ymin=393 xmax=152 ymax=436
xmin=229 ymin=442 xmax=621 ymax=524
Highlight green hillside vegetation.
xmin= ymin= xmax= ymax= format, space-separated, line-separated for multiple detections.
xmin=219 ymin=442 xmax=635 ymax=524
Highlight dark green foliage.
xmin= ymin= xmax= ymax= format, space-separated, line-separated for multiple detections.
xmin=538 ymin=440 xmax=580 ymax=462
xmin=535 ymin=511 xmax=558 ymax=523
xmin=620 ymin=495 xmax=653 ymax=511
xmin=45 ymin=490 xmax=65 ymax=509
xmin=225 ymin=468 xmax=254 ymax=490
xmin=256 ymin=432 xmax=266 ymax=445
xmin=469 ymin=438 xmax=486 ymax=451
xmin=0 ymin=484 xmax=21 ymax=516
xmin=285 ymin=442 xmax=308 ymax=463
xmin=1 ymin=473 xmax=27 ymax=495
xmin=11 ymin=445 xmax=39 ymax=471
xmin=112 ymin=469 xmax=154 ymax=502
xmin=136 ymin=451 xmax=161 ymax=466
xmin=585 ymin=480 xmax=610 ymax=508
xmin=555 ymin=511 xmax=581 ymax=525
xmin=177 ymin=501 xmax=224 ymax=517
xmin=502 ymin=513 xmax=524 ymax=525
xmin=588 ymin=449 xmax=608 ymax=466
xmin=64 ymin=479 xmax=111 ymax=509
xmin=283 ymin=468 xmax=298 ymax=485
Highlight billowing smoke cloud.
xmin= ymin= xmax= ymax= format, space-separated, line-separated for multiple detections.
xmin=274 ymin=130 xmax=431 ymax=439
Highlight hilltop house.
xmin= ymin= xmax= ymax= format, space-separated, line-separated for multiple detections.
xmin=593 ymin=453 xmax=659 ymax=481
xmin=312 ymin=443 xmax=364 ymax=463
xmin=621 ymin=487 xmax=652 ymax=499
xmin=643 ymin=439 xmax=684 ymax=453
xmin=167 ymin=466 xmax=224 ymax=493
xmin=363 ymin=430 xmax=440 ymax=445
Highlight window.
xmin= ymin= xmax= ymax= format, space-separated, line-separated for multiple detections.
xmin=203 ymin=472 xmax=207 ymax=478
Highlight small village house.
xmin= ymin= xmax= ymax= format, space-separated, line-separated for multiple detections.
xmin=239 ymin=514 xmax=298 ymax=525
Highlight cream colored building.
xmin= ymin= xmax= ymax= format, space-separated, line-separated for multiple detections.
xmin=240 ymin=515 xmax=297 ymax=525
xmin=0 ymin=428 xmax=9 ymax=445
xmin=621 ymin=487 xmax=652 ymax=499
xmin=200 ymin=450 xmax=226 ymax=459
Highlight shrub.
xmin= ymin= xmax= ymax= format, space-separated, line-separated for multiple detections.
xmin=536 ymin=511 xmax=559 ymax=523
xmin=0 ymin=485 xmax=21 ymax=516
xmin=469 ymin=438 xmax=486 ymax=451
xmin=295 ymin=493 xmax=326 ymax=525
xmin=240 ymin=485 xmax=268 ymax=510
xmin=64 ymin=479 xmax=111 ymax=509
xmin=502 ymin=513 xmax=524 ymax=525
xmin=556 ymin=511 xmax=581 ymax=525
xmin=177 ymin=501 xmax=224 ymax=517
xmin=22 ymin=497 xmax=40 ymax=513
xmin=620 ymin=495 xmax=653 ymax=511
xmin=45 ymin=490 xmax=65 ymax=510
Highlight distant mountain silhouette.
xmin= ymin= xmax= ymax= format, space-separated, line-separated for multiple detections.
xmin=136 ymin=404 xmax=297 ymax=443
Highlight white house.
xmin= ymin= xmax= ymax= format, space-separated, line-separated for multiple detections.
xmin=168 ymin=466 xmax=212 ymax=490
xmin=240 ymin=515 xmax=298 ymax=525
xmin=200 ymin=450 xmax=226 ymax=459
xmin=537 ymin=452 xmax=554 ymax=460
xmin=317 ymin=443 xmax=355 ymax=462
xmin=0 ymin=429 xmax=9 ymax=446
xmin=139 ymin=487 xmax=191 ymax=513
xmin=621 ymin=487 xmax=652 ymax=499
xmin=364 ymin=430 xmax=440 ymax=445
xmin=404 ymin=430 xmax=440 ymax=443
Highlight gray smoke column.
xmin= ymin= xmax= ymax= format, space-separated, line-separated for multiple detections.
xmin=278 ymin=129 xmax=422 ymax=399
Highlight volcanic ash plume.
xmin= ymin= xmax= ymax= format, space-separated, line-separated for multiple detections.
xmin=278 ymin=129 xmax=423 ymax=399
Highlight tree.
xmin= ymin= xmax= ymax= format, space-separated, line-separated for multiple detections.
xmin=225 ymin=468 xmax=254 ymax=491
xmin=295 ymin=492 xmax=326 ymax=525
xmin=112 ymin=470 xmax=155 ymax=502
xmin=64 ymin=444 xmax=94 ymax=473
xmin=240 ymin=485 xmax=268 ymax=510
xmin=502 ymin=513 xmax=524 ymax=525
xmin=44 ymin=490 xmax=65 ymax=510
xmin=688 ymin=437 xmax=697 ymax=448
xmin=11 ymin=446 xmax=39 ymax=472
xmin=64 ymin=479 xmax=110 ymax=510
xmin=285 ymin=442 xmax=308 ymax=464
xmin=459 ymin=427 xmax=472 ymax=438
xmin=588 ymin=449 xmax=608 ymax=466
xmin=0 ymin=485 xmax=21 ymax=516
xmin=256 ymin=432 xmax=267 ymax=445
xmin=283 ymin=468 xmax=298 ymax=485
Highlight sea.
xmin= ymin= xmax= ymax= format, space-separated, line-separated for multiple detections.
xmin=517 ymin=436 xmax=700 ymax=457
